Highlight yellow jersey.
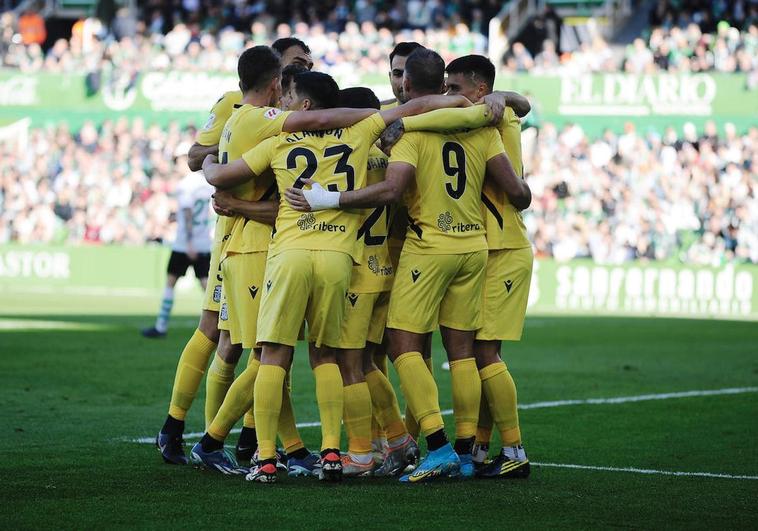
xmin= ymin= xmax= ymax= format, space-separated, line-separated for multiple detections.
xmin=481 ymin=108 xmax=530 ymax=250
xmin=389 ymin=127 xmax=505 ymax=255
xmin=243 ymin=113 xmax=387 ymax=262
xmin=218 ymin=104 xmax=292 ymax=254
xmin=350 ymin=145 xmax=394 ymax=293
xmin=380 ymin=100 xmax=398 ymax=111
xmin=196 ymin=90 xmax=243 ymax=146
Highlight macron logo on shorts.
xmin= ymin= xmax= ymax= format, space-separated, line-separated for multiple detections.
xmin=249 ymin=286 xmax=259 ymax=299
xmin=411 ymin=269 xmax=421 ymax=283
xmin=347 ymin=293 xmax=359 ymax=307
xmin=504 ymin=279 xmax=514 ymax=293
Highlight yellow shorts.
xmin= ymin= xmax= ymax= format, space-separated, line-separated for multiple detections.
xmin=217 ymin=252 xmax=268 ymax=349
xmin=335 ymin=290 xmax=390 ymax=349
xmin=257 ymin=249 xmax=353 ymax=348
xmin=476 ymin=247 xmax=533 ymax=341
xmin=202 ymin=241 xmax=224 ymax=313
xmin=387 ymin=250 xmax=488 ymax=334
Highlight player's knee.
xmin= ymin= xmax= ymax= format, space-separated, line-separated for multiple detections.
xmin=197 ymin=310 xmax=220 ymax=343
xmin=337 ymin=349 xmax=364 ymax=384
xmin=260 ymin=343 xmax=293 ymax=369
xmin=217 ymin=334 xmax=242 ymax=364
xmin=309 ymin=344 xmax=336 ymax=369
xmin=473 ymin=340 xmax=501 ymax=369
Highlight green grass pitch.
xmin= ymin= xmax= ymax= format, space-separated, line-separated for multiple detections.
xmin=1 ymin=290 xmax=757 ymax=529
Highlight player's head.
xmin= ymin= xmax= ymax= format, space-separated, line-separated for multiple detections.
xmin=272 ymin=37 xmax=314 ymax=70
xmin=402 ymin=48 xmax=445 ymax=102
xmin=280 ymin=64 xmax=309 ymax=110
xmin=445 ymin=54 xmax=496 ymax=103
xmin=237 ymin=45 xmax=282 ymax=104
xmin=290 ymin=71 xmax=340 ymax=111
xmin=339 ymin=87 xmax=381 ymax=110
xmin=388 ymin=41 xmax=424 ymax=101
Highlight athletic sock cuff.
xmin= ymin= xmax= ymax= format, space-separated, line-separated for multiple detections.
xmin=394 ymin=351 xmax=423 ymax=369
xmin=479 ymin=361 xmax=507 ymax=381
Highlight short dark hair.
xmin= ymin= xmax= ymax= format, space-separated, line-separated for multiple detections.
xmin=404 ymin=48 xmax=445 ymax=95
xmin=272 ymin=37 xmax=311 ymax=56
xmin=446 ymin=55 xmax=496 ymax=91
xmin=389 ymin=41 xmax=424 ymax=65
xmin=294 ymin=71 xmax=340 ymax=110
xmin=281 ymin=64 xmax=309 ymax=93
xmin=339 ymin=87 xmax=380 ymax=110
xmin=237 ymin=45 xmax=281 ymax=93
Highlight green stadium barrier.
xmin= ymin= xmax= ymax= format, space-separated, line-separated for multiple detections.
xmin=0 ymin=69 xmax=755 ymax=135
xmin=1 ymin=245 xmax=755 ymax=320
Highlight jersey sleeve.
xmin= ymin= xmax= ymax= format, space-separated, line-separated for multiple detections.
xmin=486 ymin=129 xmax=507 ymax=161
xmin=389 ymin=133 xmax=420 ymax=168
xmin=349 ymin=113 xmax=387 ymax=144
xmin=498 ymin=108 xmax=523 ymax=176
xmin=196 ymin=92 xmax=238 ymax=146
xmin=402 ymin=105 xmax=492 ymax=134
xmin=242 ymin=136 xmax=277 ymax=176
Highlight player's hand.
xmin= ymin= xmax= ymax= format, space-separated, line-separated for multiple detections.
xmin=285 ymin=180 xmax=340 ymax=212
xmin=186 ymin=244 xmax=198 ymax=261
xmin=212 ymin=192 xmax=235 ymax=217
xmin=479 ymin=93 xmax=505 ymax=125
xmin=380 ymin=120 xmax=405 ymax=155
xmin=202 ymin=153 xmax=218 ymax=171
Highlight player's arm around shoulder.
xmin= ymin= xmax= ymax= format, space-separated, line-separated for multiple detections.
xmin=485 ymin=131 xmax=531 ymax=210
xmin=189 ymin=90 xmax=241 ymax=171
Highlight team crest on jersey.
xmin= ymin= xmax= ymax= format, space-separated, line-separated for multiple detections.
xmin=297 ymin=213 xmax=317 ymax=231
xmin=264 ymin=108 xmax=282 ymax=120
xmin=213 ymin=285 xmax=222 ymax=303
xmin=347 ymin=293 xmax=359 ymax=307
xmin=437 ymin=211 xmax=453 ymax=233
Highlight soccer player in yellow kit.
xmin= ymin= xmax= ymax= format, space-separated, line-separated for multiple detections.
xmin=202 ymin=71 xmax=477 ymax=483
xmin=189 ymin=50 xmax=413 ymax=475
xmin=155 ymin=41 xmax=314 ymax=466
xmin=445 ymin=55 xmax=533 ymax=478
xmin=285 ymin=49 xmax=531 ymax=483
xmin=328 ymin=87 xmax=418 ymax=477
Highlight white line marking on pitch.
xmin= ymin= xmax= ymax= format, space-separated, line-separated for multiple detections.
xmin=129 ymin=386 xmax=758 ymax=444
xmin=533 ymin=462 xmax=758 ymax=481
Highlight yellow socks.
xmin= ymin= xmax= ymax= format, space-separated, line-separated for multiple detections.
xmin=253 ymin=364 xmax=286 ymax=460
xmin=343 ymin=382 xmax=372 ymax=455
xmin=480 ymin=361 xmax=521 ymax=445
xmin=206 ymin=358 xmax=260 ymax=442
xmin=365 ymin=369 xmax=407 ymax=442
xmin=403 ymin=355 xmax=433 ymax=438
xmin=168 ymin=329 xmax=216 ymax=421
xmin=277 ymin=383 xmax=305 ymax=454
xmin=242 ymin=355 xmax=261 ymax=430
xmin=476 ymin=393 xmax=494 ymax=445
xmin=395 ymin=352 xmax=443 ymax=437
xmin=313 ymin=363 xmax=343 ymax=451
xmin=204 ymin=353 xmax=236 ymax=428
xmin=449 ymin=358 xmax=481 ymax=441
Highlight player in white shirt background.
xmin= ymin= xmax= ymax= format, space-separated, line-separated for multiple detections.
xmin=143 ymin=153 xmax=215 ymax=339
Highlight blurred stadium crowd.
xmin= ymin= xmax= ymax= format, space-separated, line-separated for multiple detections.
xmin=2 ymin=116 xmax=755 ymax=265
xmin=0 ymin=0 xmax=756 ymax=265
xmin=1 ymin=0 xmax=756 ymax=76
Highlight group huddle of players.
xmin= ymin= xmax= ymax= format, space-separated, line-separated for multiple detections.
xmin=154 ymin=37 xmax=534 ymax=484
